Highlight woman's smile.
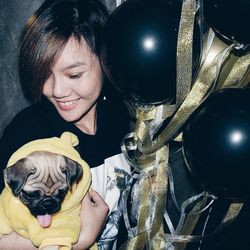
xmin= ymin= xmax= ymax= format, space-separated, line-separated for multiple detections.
xmin=56 ymin=98 xmax=80 ymax=111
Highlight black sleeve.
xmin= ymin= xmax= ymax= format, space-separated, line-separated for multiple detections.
xmin=0 ymin=101 xmax=63 ymax=192
xmin=0 ymin=123 xmax=13 ymax=191
xmin=0 ymin=107 xmax=38 ymax=192
xmin=0 ymin=116 xmax=29 ymax=191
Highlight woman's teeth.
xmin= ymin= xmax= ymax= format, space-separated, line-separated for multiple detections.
xmin=57 ymin=99 xmax=79 ymax=110
xmin=60 ymin=100 xmax=76 ymax=106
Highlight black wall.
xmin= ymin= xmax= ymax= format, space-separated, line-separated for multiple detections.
xmin=0 ymin=0 xmax=44 ymax=136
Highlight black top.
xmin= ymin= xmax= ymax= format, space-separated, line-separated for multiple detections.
xmin=0 ymin=96 xmax=130 ymax=190
xmin=0 ymin=95 xmax=132 ymax=249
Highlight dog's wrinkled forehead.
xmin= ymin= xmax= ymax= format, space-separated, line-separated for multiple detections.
xmin=23 ymin=151 xmax=68 ymax=195
xmin=26 ymin=151 xmax=67 ymax=172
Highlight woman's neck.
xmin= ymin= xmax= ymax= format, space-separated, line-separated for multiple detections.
xmin=74 ymin=104 xmax=98 ymax=135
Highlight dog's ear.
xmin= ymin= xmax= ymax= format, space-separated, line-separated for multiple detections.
xmin=4 ymin=159 xmax=36 ymax=196
xmin=62 ymin=157 xmax=83 ymax=189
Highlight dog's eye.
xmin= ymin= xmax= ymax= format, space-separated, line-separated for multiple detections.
xmin=58 ymin=189 xmax=67 ymax=199
xmin=60 ymin=166 xmax=66 ymax=172
xmin=22 ymin=190 xmax=40 ymax=200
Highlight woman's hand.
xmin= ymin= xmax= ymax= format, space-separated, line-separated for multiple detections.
xmin=0 ymin=231 xmax=37 ymax=250
xmin=73 ymin=190 xmax=109 ymax=250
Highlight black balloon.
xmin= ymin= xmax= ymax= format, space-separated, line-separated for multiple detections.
xmin=203 ymin=0 xmax=250 ymax=45
xmin=183 ymin=88 xmax=250 ymax=200
xmin=101 ymin=0 xmax=200 ymax=105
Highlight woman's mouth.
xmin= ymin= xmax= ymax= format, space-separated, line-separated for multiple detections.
xmin=56 ymin=99 xmax=80 ymax=111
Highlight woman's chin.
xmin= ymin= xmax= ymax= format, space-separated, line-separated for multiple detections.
xmin=56 ymin=109 xmax=80 ymax=123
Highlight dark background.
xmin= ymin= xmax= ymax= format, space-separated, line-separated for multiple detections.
xmin=0 ymin=0 xmax=118 ymax=136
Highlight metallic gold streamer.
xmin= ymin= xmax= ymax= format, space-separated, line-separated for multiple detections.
xmin=173 ymin=197 xmax=208 ymax=250
xmin=176 ymin=0 xmax=196 ymax=104
xmin=121 ymin=132 xmax=155 ymax=169
xmin=134 ymin=105 xmax=176 ymax=143
xmin=122 ymin=2 xmax=199 ymax=247
xmin=120 ymin=146 xmax=168 ymax=249
xmin=138 ymin=33 xmax=234 ymax=154
xmin=222 ymin=52 xmax=250 ymax=87
xmin=120 ymin=0 xmax=249 ymax=248
xmin=150 ymin=199 xmax=243 ymax=248
xmin=222 ymin=202 xmax=243 ymax=226
xmin=147 ymin=146 xmax=168 ymax=242
xmin=120 ymin=233 xmax=147 ymax=250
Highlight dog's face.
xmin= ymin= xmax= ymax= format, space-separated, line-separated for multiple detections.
xmin=4 ymin=151 xmax=83 ymax=218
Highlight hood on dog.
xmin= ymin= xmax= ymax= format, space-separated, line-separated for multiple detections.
xmin=5 ymin=132 xmax=92 ymax=227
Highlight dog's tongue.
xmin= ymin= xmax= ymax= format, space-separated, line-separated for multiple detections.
xmin=37 ymin=214 xmax=52 ymax=228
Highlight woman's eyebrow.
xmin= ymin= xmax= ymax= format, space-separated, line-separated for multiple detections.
xmin=62 ymin=62 xmax=86 ymax=71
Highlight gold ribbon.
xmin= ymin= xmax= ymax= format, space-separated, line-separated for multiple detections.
xmin=150 ymin=199 xmax=243 ymax=249
xmin=121 ymin=1 xmax=198 ymax=249
xmin=134 ymin=105 xmax=176 ymax=143
xmin=173 ymin=196 xmax=208 ymax=250
xmin=120 ymin=0 xmax=249 ymax=248
xmin=121 ymin=146 xmax=169 ymax=249
xmin=176 ymin=0 xmax=196 ymax=105
xmin=138 ymin=34 xmax=234 ymax=154
xmin=222 ymin=52 xmax=250 ymax=88
xmin=148 ymin=146 xmax=168 ymax=245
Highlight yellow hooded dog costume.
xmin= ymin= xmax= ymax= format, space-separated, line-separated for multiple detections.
xmin=0 ymin=132 xmax=97 ymax=250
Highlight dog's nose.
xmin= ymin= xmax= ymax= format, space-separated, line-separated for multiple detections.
xmin=42 ymin=198 xmax=56 ymax=209
xmin=31 ymin=197 xmax=61 ymax=216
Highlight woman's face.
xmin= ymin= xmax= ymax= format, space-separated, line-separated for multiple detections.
xmin=43 ymin=37 xmax=103 ymax=126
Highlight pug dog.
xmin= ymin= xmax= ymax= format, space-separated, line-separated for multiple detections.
xmin=0 ymin=132 xmax=96 ymax=250
xmin=4 ymin=150 xmax=83 ymax=228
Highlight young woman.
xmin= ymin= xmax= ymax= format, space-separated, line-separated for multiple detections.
xmin=0 ymin=0 xmax=131 ymax=249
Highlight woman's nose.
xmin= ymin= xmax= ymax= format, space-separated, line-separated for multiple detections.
xmin=52 ymin=78 xmax=71 ymax=98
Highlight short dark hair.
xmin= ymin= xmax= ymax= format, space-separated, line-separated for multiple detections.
xmin=19 ymin=0 xmax=109 ymax=101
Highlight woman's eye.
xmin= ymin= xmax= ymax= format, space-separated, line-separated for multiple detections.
xmin=69 ymin=73 xmax=82 ymax=79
